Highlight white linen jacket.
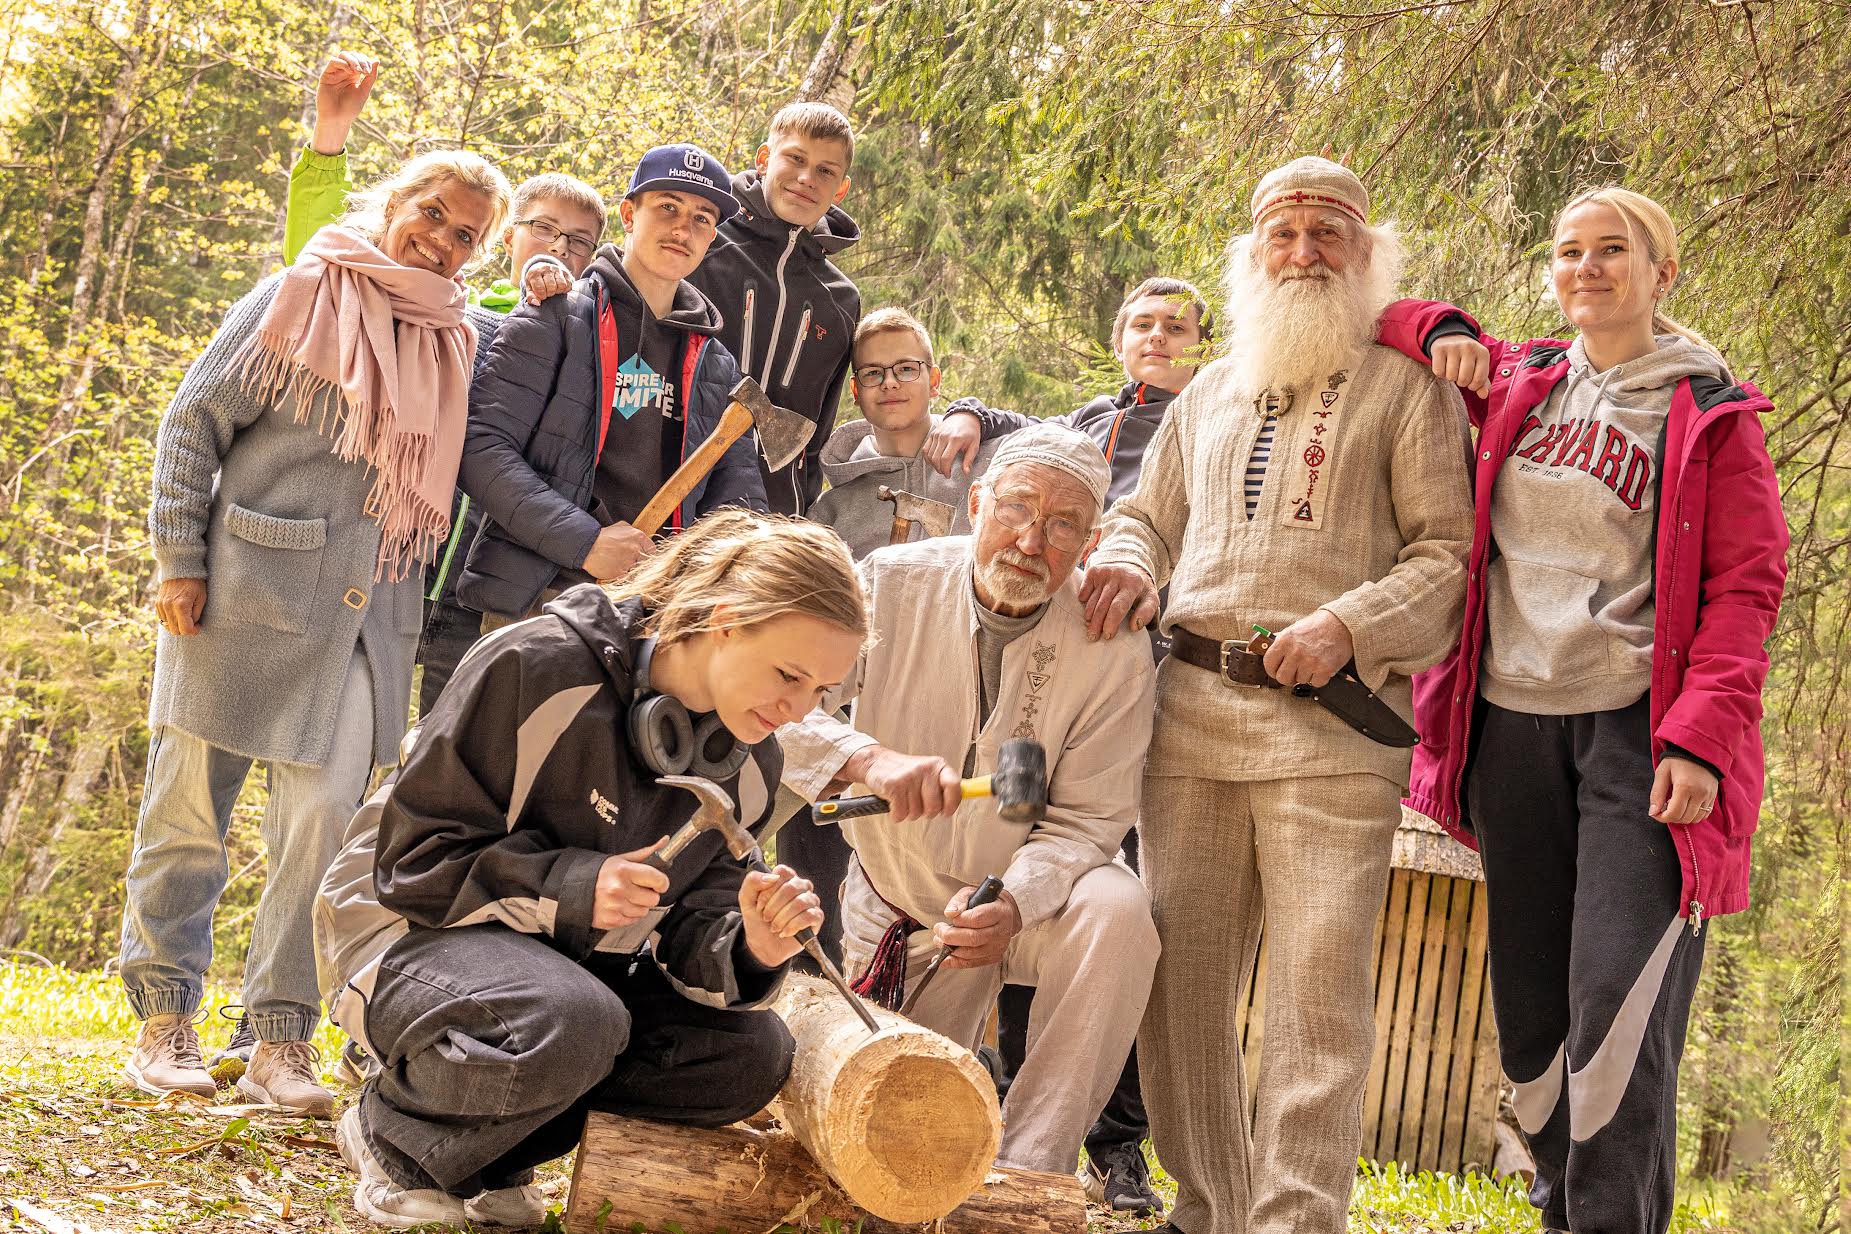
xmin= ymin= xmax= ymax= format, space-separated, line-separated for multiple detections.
xmin=780 ymin=535 xmax=1157 ymax=931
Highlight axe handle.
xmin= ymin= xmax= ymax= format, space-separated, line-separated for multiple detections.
xmin=632 ymin=400 xmax=756 ymax=536
xmin=887 ymin=516 xmax=913 ymax=547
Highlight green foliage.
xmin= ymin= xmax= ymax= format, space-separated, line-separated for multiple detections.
xmin=0 ymin=0 xmax=1842 ymax=1223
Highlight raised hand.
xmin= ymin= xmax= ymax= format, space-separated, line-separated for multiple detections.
xmin=312 ymin=51 xmax=379 ymax=156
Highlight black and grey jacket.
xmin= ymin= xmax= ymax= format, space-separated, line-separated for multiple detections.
xmin=316 ymin=586 xmax=786 ymax=1053
xmin=687 ymin=171 xmax=860 ymax=516
xmin=947 ymin=381 xmax=1181 ymax=508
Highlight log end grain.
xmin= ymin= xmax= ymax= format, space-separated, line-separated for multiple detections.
xmin=774 ymin=975 xmax=1003 ymax=1222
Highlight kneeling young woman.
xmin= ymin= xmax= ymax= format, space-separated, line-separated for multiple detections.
xmin=321 ymin=510 xmax=867 ymax=1228
xmin=1380 ymin=187 xmax=1788 ymax=1234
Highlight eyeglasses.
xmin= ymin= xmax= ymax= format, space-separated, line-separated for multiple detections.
xmin=989 ymin=496 xmax=1092 ymax=552
xmin=854 ymin=360 xmax=930 ymax=387
xmin=513 ymin=217 xmax=598 ymax=259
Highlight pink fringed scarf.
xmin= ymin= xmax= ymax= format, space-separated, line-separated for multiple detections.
xmin=236 ymin=225 xmax=476 ymax=579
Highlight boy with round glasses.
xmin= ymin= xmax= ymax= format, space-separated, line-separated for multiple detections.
xmin=806 ymin=308 xmax=998 ymax=559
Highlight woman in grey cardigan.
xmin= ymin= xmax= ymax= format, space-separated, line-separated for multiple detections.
xmin=119 ymin=149 xmax=511 ymax=1116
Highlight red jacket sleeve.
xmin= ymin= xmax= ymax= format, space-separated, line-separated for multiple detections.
xmin=1376 ymin=299 xmax=1498 ymax=428
xmin=1654 ymin=406 xmax=1788 ymax=777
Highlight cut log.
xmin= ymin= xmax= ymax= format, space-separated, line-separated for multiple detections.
xmin=769 ymin=973 xmax=1002 ymax=1221
xmin=565 ymin=1113 xmax=1085 ymax=1234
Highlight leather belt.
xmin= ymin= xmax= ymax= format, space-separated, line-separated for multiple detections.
xmin=1169 ymin=626 xmax=1419 ymax=748
xmin=1171 ymin=627 xmax=1276 ymax=687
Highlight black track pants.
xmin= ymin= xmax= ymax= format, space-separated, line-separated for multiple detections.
xmin=1467 ymin=695 xmax=1707 ymax=1234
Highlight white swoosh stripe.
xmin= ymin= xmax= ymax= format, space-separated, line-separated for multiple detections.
xmin=1568 ymin=916 xmax=1684 ymax=1142
xmin=508 ymin=684 xmax=602 ymax=829
xmin=1512 ymin=1041 xmax=1566 ymax=1135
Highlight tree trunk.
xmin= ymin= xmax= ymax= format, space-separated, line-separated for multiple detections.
xmin=43 ymin=0 xmax=169 ymax=473
xmin=770 ymin=973 xmax=1001 ymax=1221
xmin=565 ymin=1114 xmax=1084 ymax=1234
xmin=796 ymin=4 xmax=872 ymax=112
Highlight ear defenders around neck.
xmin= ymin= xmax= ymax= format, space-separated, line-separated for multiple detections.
xmin=626 ymin=638 xmax=751 ymax=781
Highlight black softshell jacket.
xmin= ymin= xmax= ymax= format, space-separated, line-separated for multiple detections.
xmin=374 ymin=586 xmax=787 ymax=1008
xmin=687 ymin=171 xmax=860 ymax=515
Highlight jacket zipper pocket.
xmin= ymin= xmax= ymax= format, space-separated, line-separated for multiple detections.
xmin=741 ymin=286 xmax=757 ymax=378
xmin=780 ymin=306 xmax=812 ymax=388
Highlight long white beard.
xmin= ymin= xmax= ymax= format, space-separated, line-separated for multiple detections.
xmin=1219 ymin=229 xmax=1404 ymax=395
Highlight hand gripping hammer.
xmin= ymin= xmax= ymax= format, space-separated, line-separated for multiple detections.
xmin=652 ymin=775 xmax=882 ymax=1034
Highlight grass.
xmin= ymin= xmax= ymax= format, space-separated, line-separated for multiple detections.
xmin=0 ymin=962 xmax=1748 ymax=1234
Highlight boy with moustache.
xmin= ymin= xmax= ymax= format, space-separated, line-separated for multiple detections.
xmin=454 ymin=145 xmax=768 ymax=629
xmin=688 ymin=103 xmax=861 ymax=515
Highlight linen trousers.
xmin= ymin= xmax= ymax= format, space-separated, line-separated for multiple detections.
xmin=840 ymin=858 xmax=1158 ymax=1173
xmin=1138 ymin=770 xmax=1400 ymax=1234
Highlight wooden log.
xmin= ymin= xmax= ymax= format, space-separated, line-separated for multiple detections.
xmin=771 ymin=974 xmax=1002 ymax=1222
xmin=565 ymin=1113 xmax=1085 ymax=1234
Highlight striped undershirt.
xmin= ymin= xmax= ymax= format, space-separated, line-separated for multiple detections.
xmin=1245 ymin=395 xmax=1281 ymax=518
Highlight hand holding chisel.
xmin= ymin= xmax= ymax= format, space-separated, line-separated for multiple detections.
xmin=899 ymin=875 xmax=1008 ymax=1017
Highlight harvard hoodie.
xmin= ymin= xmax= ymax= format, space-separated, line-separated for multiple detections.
xmin=1481 ymin=335 xmax=1732 ymax=714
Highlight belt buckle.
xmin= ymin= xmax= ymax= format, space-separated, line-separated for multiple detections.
xmin=1217 ymin=639 xmax=1262 ymax=688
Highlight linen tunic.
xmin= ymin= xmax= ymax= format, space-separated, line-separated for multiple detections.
xmin=1089 ymin=343 xmax=1473 ymax=787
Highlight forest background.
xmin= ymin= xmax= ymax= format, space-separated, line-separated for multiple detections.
xmin=0 ymin=0 xmax=1842 ymax=1227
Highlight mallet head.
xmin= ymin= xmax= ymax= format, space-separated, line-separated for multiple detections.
xmin=991 ymin=739 xmax=1049 ymax=823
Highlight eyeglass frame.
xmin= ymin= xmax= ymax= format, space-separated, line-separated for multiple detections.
xmin=853 ymin=358 xmax=933 ymax=387
xmin=981 ymin=483 xmax=1096 ymax=553
xmin=512 ymin=216 xmax=599 ymax=259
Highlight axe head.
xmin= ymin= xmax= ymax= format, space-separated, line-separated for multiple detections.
xmin=878 ymin=485 xmax=956 ymax=539
xmin=729 ymin=378 xmax=812 ymax=473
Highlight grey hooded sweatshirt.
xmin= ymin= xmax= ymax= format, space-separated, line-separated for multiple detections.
xmin=1481 ymin=335 xmax=1730 ymax=715
xmin=806 ymin=414 xmax=999 ymax=560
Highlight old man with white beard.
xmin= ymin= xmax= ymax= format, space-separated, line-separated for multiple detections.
xmin=780 ymin=423 xmax=1159 ymax=1175
xmin=1080 ymin=157 xmax=1473 ymax=1234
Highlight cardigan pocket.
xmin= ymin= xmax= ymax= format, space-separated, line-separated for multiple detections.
xmin=218 ymin=503 xmax=327 ymax=635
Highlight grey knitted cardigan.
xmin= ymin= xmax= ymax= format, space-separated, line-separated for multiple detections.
xmin=147 ymin=275 xmax=427 ymax=767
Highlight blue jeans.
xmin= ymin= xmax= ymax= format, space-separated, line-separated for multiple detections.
xmin=118 ymin=648 xmax=375 ymax=1041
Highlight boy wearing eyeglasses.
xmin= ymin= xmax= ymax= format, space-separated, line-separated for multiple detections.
xmin=806 ymin=308 xmax=998 ymax=560
xmin=281 ymin=51 xmax=608 ymax=713
xmin=453 ymin=144 xmax=768 ymax=630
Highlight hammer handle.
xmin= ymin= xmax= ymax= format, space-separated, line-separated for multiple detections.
xmin=813 ymin=775 xmax=994 ymax=823
xmin=632 ymin=400 xmax=756 ymax=536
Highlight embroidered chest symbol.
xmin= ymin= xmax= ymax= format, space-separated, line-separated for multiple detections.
xmin=589 ymin=788 xmax=621 ymax=825
xmin=1015 ymin=641 xmax=1058 ymax=740
xmin=1282 ymin=369 xmax=1351 ymax=531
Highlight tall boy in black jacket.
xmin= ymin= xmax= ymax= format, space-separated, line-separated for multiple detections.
xmin=687 ymin=103 xmax=861 ymax=515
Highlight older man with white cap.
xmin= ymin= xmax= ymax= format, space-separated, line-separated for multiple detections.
xmin=1080 ymin=157 xmax=1474 ymax=1233
xmin=781 ymin=422 xmax=1159 ymax=1173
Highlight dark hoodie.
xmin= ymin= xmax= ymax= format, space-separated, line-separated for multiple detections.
xmin=950 ymin=382 xmax=1182 ymax=507
xmin=457 ymin=246 xmax=768 ymax=619
xmin=370 ymin=586 xmax=787 ymax=1006
xmin=687 ymin=171 xmax=861 ymax=515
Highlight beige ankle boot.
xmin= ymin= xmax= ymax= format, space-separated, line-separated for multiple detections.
xmin=239 ymin=1040 xmax=334 ymax=1117
xmin=124 ymin=1013 xmax=216 ymax=1099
